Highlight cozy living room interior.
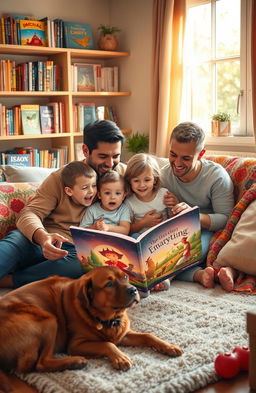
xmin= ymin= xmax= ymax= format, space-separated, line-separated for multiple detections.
xmin=0 ymin=0 xmax=256 ymax=392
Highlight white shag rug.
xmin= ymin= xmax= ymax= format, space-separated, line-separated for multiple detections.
xmin=13 ymin=282 xmax=255 ymax=393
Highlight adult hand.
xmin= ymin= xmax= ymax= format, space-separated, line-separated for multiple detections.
xmin=171 ymin=202 xmax=191 ymax=215
xmin=33 ymin=229 xmax=69 ymax=260
xmin=142 ymin=210 xmax=163 ymax=227
xmin=164 ymin=191 xmax=179 ymax=209
xmin=40 ymin=233 xmax=69 ymax=260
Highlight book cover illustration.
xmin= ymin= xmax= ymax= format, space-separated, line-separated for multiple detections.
xmin=70 ymin=206 xmax=202 ymax=293
xmin=19 ymin=19 xmax=47 ymax=46
xmin=6 ymin=153 xmax=31 ymax=166
xmin=40 ymin=105 xmax=54 ymax=134
xmin=76 ymin=64 xmax=95 ymax=92
xmin=64 ymin=22 xmax=93 ymax=49
xmin=21 ymin=104 xmax=41 ymax=135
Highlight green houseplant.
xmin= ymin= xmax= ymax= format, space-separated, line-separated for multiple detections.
xmin=211 ymin=112 xmax=231 ymax=136
xmin=98 ymin=24 xmax=121 ymax=51
xmin=126 ymin=133 xmax=149 ymax=154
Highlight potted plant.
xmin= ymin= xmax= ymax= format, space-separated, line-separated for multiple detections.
xmin=98 ymin=24 xmax=121 ymax=51
xmin=211 ymin=112 xmax=231 ymax=136
xmin=126 ymin=132 xmax=149 ymax=154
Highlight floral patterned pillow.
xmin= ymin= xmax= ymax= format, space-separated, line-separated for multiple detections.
xmin=0 ymin=183 xmax=39 ymax=239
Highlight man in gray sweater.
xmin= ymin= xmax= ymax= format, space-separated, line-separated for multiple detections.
xmin=160 ymin=122 xmax=234 ymax=287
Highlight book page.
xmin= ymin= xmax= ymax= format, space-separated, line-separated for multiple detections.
xmin=70 ymin=227 xmax=148 ymax=292
xmin=138 ymin=207 xmax=202 ymax=290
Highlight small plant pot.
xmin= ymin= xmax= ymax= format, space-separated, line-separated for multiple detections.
xmin=98 ymin=34 xmax=118 ymax=51
xmin=211 ymin=120 xmax=231 ymax=136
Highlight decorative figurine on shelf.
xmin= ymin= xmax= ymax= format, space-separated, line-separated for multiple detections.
xmin=98 ymin=24 xmax=121 ymax=51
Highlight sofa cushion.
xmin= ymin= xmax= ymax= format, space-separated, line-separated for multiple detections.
xmin=213 ymin=199 xmax=256 ymax=275
xmin=0 ymin=165 xmax=57 ymax=183
xmin=0 ymin=183 xmax=39 ymax=239
xmin=205 ymin=155 xmax=256 ymax=202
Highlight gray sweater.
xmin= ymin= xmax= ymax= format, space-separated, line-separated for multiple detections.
xmin=160 ymin=159 xmax=234 ymax=231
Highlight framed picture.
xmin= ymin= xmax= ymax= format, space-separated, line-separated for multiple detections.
xmin=75 ymin=63 xmax=96 ymax=92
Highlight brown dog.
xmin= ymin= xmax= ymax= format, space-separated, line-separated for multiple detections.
xmin=0 ymin=266 xmax=183 ymax=392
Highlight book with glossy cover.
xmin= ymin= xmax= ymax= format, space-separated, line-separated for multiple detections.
xmin=40 ymin=105 xmax=54 ymax=134
xmin=21 ymin=104 xmax=41 ymax=135
xmin=64 ymin=21 xmax=93 ymax=49
xmin=70 ymin=206 xmax=202 ymax=294
xmin=19 ymin=19 xmax=46 ymax=46
xmin=75 ymin=63 xmax=96 ymax=92
xmin=6 ymin=153 xmax=31 ymax=166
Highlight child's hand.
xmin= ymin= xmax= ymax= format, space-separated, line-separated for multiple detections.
xmin=95 ymin=217 xmax=109 ymax=231
xmin=143 ymin=210 xmax=163 ymax=227
xmin=164 ymin=191 xmax=179 ymax=208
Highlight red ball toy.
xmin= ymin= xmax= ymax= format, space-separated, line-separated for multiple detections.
xmin=214 ymin=352 xmax=240 ymax=379
xmin=232 ymin=346 xmax=250 ymax=371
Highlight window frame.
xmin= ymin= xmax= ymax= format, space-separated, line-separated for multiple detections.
xmin=184 ymin=0 xmax=253 ymax=147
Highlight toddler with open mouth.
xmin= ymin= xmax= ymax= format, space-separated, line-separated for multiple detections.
xmin=80 ymin=170 xmax=131 ymax=235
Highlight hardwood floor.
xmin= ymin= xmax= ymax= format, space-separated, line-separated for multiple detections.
xmin=5 ymin=372 xmax=251 ymax=393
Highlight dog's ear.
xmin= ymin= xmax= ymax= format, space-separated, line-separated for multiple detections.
xmin=77 ymin=278 xmax=93 ymax=308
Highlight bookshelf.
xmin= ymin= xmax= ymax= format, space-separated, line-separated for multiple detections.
xmin=0 ymin=44 xmax=131 ymax=165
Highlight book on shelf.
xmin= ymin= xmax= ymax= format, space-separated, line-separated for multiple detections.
xmin=20 ymin=104 xmax=41 ymax=135
xmin=74 ymin=142 xmax=84 ymax=161
xmin=5 ymin=153 xmax=31 ymax=166
xmin=77 ymin=103 xmax=96 ymax=132
xmin=75 ymin=63 xmax=96 ymax=92
xmin=70 ymin=206 xmax=202 ymax=294
xmin=19 ymin=19 xmax=47 ymax=47
xmin=63 ymin=21 xmax=93 ymax=49
xmin=39 ymin=105 xmax=54 ymax=134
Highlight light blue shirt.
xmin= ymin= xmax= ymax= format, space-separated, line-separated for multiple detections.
xmin=160 ymin=159 xmax=234 ymax=231
xmin=80 ymin=201 xmax=131 ymax=227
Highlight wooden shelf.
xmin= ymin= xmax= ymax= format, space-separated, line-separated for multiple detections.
xmin=0 ymin=44 xmax=130 ymax=162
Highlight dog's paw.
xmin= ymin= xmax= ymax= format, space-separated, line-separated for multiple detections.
xmin=159 ymin=343 xmax=183 ymax=357
xmin=111 ymin=353 xmax=132 ymax=371
xmin=66 ymin=356 xmax=88 ymax=370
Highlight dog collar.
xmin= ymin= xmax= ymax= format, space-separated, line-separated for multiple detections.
xmin=96 ymin=316 xmax=121 ymax=329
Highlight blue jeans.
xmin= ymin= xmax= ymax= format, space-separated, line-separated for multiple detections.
xmin=0 ymin=230 xmax=84 ymax=288
xmin=175 ymin=228 xmax=214 ymax=282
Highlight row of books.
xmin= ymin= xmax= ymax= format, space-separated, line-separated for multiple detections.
xmin=0 ymin=59 xmax=61 ymax=91
xmin=72 ymin=63 xmax=119 ymax=92
xmin=73 ymin=104 xmax=118 ymax=133
xmin=0 ymin=146 xmax=68 ymax=168
xmin=0 ymin=14 xmax=94 ymax=50
xmin=0 ymin=103 xmax=66 ymax=136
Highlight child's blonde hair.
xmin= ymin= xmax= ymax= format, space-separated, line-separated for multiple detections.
xmin=125 ymin=153 xmax=161 ymax=194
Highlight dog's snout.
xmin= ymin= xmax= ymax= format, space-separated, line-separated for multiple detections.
xmin=126 ymin=286 xmax=138 ymax=298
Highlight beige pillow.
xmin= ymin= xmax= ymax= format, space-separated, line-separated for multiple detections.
xmin=0 ymin=165 xmax=57 ymax=183
xmin=213 ymin=200 xmax=256 ymax=274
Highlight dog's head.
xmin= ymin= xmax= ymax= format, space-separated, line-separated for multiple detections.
xmin=78 ymin=266 xmax=140 ymax=322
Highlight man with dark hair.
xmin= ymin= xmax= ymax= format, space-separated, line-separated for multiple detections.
xmin=83 ymin=120 xmax=126 ymax=175
xmin=0 ymin=120 xmax=126 ymax=288
xmin=160 ymin=121 xmax=234 ymax=287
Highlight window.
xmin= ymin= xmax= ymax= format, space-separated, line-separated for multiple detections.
xmin=181 ymin=0 xmax=252 ymax=137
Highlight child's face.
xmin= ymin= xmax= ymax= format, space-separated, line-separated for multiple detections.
xmin=130 ymin=167 xmax=155 ymax=201
xmin=98 ymin=180 xmax=126 ymax=211
xmin=65 ymin=175 xmax=97 ymax=207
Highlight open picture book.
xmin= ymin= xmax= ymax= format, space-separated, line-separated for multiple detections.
xmin=70 ymin=206 xmax=202 ymax=294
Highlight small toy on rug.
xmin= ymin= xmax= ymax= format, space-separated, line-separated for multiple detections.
xmin=214 ymin=346 xmax=249 ymax=379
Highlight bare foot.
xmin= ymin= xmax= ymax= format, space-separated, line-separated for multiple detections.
xmin=217 ymin=267 xmax=236 ymax=292
xmin=193 ymin=267 xmax=215 ymax=288
xmin=151 ymin=279 xmax=171 ymax=292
